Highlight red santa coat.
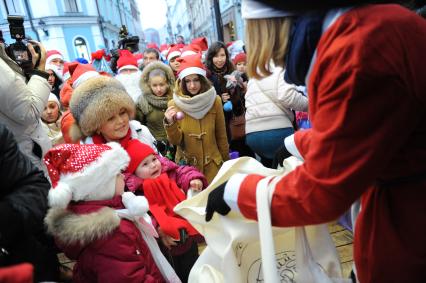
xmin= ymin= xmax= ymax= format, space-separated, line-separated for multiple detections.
xmin=45 ymin=196 xmax=165 ymax=283
xmin=225 ymin=5 xmax=426 ymax=283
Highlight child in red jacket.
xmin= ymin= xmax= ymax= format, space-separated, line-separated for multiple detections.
xmin=44 ymin=143 xmax=181 ymax=283
xmin=124 ymin=139 xmax=207 ymax=283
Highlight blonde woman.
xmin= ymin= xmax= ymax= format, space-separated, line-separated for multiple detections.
xmin=244 ymin=14 xmax=308 ymax=168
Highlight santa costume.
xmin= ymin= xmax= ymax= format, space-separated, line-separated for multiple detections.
xmin=219 ymin=1 xmax=426 ymax=283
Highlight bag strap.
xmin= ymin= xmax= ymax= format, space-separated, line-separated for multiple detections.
xmin=256 ymin=176 xmax=281 ymax=283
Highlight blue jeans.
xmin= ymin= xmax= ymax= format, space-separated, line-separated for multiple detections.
xmin=246 ymin=128 xmax=294 ymax=164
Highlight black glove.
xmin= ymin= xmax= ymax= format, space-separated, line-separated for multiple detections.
xmin=205 ymin=182 xmax=231 ymax=222
xmin=272 ymin=143 xmax=291 ymax=169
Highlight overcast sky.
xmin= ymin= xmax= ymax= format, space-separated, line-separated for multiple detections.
xmin=137 ymin=0 xmax=168 ymax=30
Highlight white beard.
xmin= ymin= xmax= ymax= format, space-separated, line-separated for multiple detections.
xmin=115 ymin=71 xmax=143 ymax=102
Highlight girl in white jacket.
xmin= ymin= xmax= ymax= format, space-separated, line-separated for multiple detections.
xmin=244 ymin=16 xmax=308 ymax=167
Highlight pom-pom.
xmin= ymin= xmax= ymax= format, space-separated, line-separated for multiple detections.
xmin=175 ymin=111 xmax=185 ymax=120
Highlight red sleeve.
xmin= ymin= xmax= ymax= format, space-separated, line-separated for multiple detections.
xmin=60 ymin=110 xmax=79 ymax=143
xmin=238 ymin=11 xmax=424 ymax=226
xmin=293 ymin=130 xmax=311 ymax=159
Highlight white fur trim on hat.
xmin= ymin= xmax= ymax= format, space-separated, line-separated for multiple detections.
xmin=241 ymin=0 xmax=295 ymax=19
xmin=72 ymin=71 xmax=100 ymax=89
xmin=118 ymin=65 xmax=139 ymax=73
xmin=46 ymin=54 xmax=63 ymax=65
xmin=48 ymin=93 xmax=60 ymax=108
xmin=167 ymin=50 xmax=181 ymax=61
xmin=48 ymin=182 xmax=73 ymax=208
xmin=178 ymin=67 xmax=206 ymax=80
xmin=47 ymin=142 xmax=130 ymax=208
xmin=180 ymin=50 xmax=197 ymax=58
xmin=63 ymin=72 xmax=71 ymax=81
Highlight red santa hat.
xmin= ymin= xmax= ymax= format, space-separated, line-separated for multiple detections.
xmin=191 ymin=37 xmax=208 ymax=51
xmin=126 ymin=139 xmax=156 ymax=174
xmin=117 ymin=50 xmax=139 ymax=73
xmin=167 ymin=45 xmax=182 ymax=61
xmin=233 ymin=52 xmax=247 ymax=65
xmin=180 ymin=44 xmax=202 ymax=58
xmin=134 ymin=53 xmax=144 ymax=66
xmin=46 ymin=50 xmax=64 ymax=65
xmin=68 ymin=62 xmax=100 ymax=89
xmin=177 ymin=54 xmax=206 ymax=80
xmin=44 ymin=143 xmax=130 ymax=208
xmin=159 ymin=44 xmax=170 ymax=57
xmin=146 ymin=43 xmax=159 ymax=50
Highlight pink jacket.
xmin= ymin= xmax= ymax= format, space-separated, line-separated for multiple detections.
xmin=124 ymin=156 xmax=207 ymax=256
xmin=124 ymin=156 xmax=208 ymax=194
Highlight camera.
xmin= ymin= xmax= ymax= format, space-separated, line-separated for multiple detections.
xmin=5 ymin=15 xmax=41 ymax=70
xmin=118 ymin=25 xmax=139 ymax=53
xmin=109 ymin=25 xmax=140 ymax=73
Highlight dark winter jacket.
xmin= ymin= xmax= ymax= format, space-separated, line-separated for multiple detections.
xmin=0 ymin=123 xmax=50 ymax=250
xmin=45 ymin=196 xmax=165 ymax=283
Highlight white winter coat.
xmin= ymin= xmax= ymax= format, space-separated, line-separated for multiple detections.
xmin=245 ymin=64 xmax=308 ymax=134
xmin=0 ymin=56 xmax=51 ymax=172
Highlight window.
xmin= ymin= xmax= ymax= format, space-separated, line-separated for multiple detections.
xmin=74 ymin=37 xmax=89 ymax=60
xmin=64 ymin=0 xmax=79 ymax=13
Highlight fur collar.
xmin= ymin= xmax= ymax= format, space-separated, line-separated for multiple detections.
xmin=45 ymin=206 xmax=120 ymax=246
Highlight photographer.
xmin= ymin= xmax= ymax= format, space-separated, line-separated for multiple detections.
xmin=0 ymin=38 xmax=52 ymax=172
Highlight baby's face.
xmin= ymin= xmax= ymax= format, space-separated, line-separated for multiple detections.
xmin=135 ymin=154 xmax=162 ymax=179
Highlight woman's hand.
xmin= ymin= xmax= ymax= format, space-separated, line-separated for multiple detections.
xmin=221 ymin=93 xmax=230 ymax=102
xmin=189 ymin=179 xmax=203 ymax=191
xmin=158 ymin=227 xmax=177 ymax=249
xmin=28 ymin=40 xmax=46 ymax=71
xmin=164 ymin=106 xmax=178 ymax=124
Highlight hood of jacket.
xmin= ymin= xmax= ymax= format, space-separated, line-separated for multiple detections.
xmin=44 ymin=197 xmax=123 ymax=255
xmin=139 ymin=61 xmax=175 ymax=96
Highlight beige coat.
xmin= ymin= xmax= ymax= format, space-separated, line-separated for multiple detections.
xmin=0 ymin=52 xmax=51 ymax=172
xmin=165 ymin=93 xmax=229 ymax=183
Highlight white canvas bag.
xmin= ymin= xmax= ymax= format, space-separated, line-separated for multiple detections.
xmin=174 ymin=157 xmax=350 ymax=283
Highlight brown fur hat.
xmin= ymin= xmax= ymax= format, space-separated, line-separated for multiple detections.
xmin=69 ymin=76 xmax=135 ymax=139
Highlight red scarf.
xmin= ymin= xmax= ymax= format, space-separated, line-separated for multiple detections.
xmin=143 ymin=173 xmax=199 ymax=240
xmin=91 ymin=129 xmax=132 ymax=148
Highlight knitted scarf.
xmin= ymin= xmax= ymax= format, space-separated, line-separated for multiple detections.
xmin=138 ymin=91 xmax=169 ymax=115
xmin=143 ymin=173 xmax=199 ymax=240
xmin=92 ymin=128 xmax=132 ymax=148
xmin=173 ymin=87 xmax=217 ymax=119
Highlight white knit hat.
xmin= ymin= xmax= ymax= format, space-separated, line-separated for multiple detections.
xmin=241 ymin=0 xmax=295 ymax=19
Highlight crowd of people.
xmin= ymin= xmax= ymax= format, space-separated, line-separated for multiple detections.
xmin=1 ymin=0 xmax=425 ymax=282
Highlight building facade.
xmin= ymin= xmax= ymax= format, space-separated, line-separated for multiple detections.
xmin=144 ymin=28 xmax=160 ymax=46
xmin=219 ymin=0 xmax=244 ymax=43
xmin=0 ymin=0 xmax=144 ymax=61
xmin=165 ymin=0 xmax=244 ymax=46
xmin=187 ymin=0 xmax=215 ymax=44
xmin=165 ymin=0 xmax=192 ymax=44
